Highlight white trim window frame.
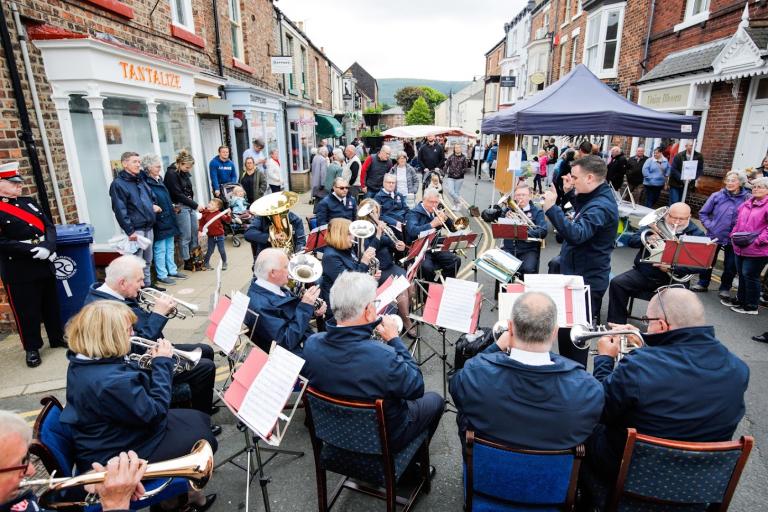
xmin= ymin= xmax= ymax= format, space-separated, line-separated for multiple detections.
xmin=228 ymin=0 xmax=244 ymax=61
xmin=571 ymin=33 xmax=580 ymax=69
xmin=674 ymin=0 xmax=711 ymax=32
xmin=583 ymin=3 xmax=625 ymax=80
xmin=170 ymin=0 xmax=194 ymax=32
xmin=559 ymin=36 xmax=570 ymax=78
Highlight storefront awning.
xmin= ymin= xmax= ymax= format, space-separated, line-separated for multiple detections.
xmin=315 ymin=114 xmax=343 ymax=138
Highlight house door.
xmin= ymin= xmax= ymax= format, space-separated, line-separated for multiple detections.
xmin=733 ymin=77 xmax=768 ymax=170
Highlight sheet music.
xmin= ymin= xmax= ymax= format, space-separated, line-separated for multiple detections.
xmin=419 ymin=227 xmax=436 ymax=238
xmin=497 ymin=293 xmax=521 ymax=323
xmin=238 ymin=346 xmax=305 ymax=442
xmin=213 ymin=291 xmax=250 ymax=353
xmin=524 ymin=274 xmax=588 ymax=327
xmin=435 ymin=278 xmax=479 ymax=333
xmin=376 ymin=276 xmax=411 ymax=313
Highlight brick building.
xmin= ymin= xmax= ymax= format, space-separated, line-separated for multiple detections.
xmin=483 ymin=38 xmax=505 ymax=116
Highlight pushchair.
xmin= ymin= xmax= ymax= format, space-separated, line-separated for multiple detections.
xmin=220 ymin=183 xmax=252 ymax=247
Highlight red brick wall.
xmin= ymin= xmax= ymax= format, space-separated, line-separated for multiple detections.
xmin=700 ymin=79 xmax=750 ymax=179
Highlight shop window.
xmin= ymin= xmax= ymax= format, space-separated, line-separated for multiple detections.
xmin=228 ymin=0 xmax=244 ymax=61
xmin=170 ymin=0 xmax=194 ymax=32
xmin=156 ymin=102 xmax=192 ymax=169
xmin=584 ymin=4 xmax=624 ymax=79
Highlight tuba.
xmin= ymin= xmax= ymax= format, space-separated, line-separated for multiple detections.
xmin=249 ymin=191 xmax=299 ymax=254
xmin=128 ymin=336 xmax=202 ymax=374
xmin=570 ymin=324 xmax=644 ymax=361
xmin=349 ymin=220 xmax=379 ymax=276
xmin=638 ymin=207 xmax=695 ymax=283
xmin=137 ymin=288 xmax=198 ymax=320
xmin=287 ymin=252 xmax=325 ymax=312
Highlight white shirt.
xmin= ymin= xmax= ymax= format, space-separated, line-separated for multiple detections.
xmin=243 ymin=148 xmax=267 ymax=169
xmin=97 ymin=283 xmax=126 ymax=301
xmin=508 ymin=348 xmax=554 ymax=366
xmin=254 ymin=278 xmax=286 ymax=297
xmin=395 ymin=166 xmax=409 ymax=195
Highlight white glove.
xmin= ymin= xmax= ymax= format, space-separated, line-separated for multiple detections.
xmin=30 ymin=246 xmax=51 ymax=260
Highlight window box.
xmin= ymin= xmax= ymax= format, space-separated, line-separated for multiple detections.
xmin=170 ymin=24 xmax=205 ymax=48
xmin=79 ymin=0 xmax=134 ymax=19
xmin=232 ymin=58 xmax=255 ymax=74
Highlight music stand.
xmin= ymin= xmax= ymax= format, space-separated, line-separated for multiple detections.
xmin=491 ymin=222 xmax=529 ymax=241
xmin=304 ymin=225 xmax=328 ymax=254
xmin=662 ymin=236 xmax=717 ymax=270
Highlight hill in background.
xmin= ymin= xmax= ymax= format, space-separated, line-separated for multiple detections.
xmin=378 ymin=78 xmax=472 ymax=107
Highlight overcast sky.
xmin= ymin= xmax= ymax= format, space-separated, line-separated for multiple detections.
xmin=276 ymin=0 xmax=528 ymax=81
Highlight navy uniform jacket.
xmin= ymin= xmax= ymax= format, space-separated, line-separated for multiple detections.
xmin=315 ymin=193 xmax=357 ymax=226
xmin=374 ymin=189 xmax=410 ymax=226
xmin=60 ymin=352 xmax=174 ymax=473
xmin=245 ymin=280 xmax=314 ymax=355
xmin=303 ymin=320 xmax=424 ymax=446
xmin=404 ymin=203 xmax=453 ymax=244
xmin=365 ymin=234 xmax=397 ymax=271
xmin=545 ymin=182 xmax=619 ymax=292
xmin=244 ymin=212 xmax=305 ymax=254
xmin=450 ymin=344 xmax=603 ymax=450
xmin=628 ymin=223 xmax=704 ymax=281
xmin=319 ymin=246 xmax=368 ymax=305
xmin=0 ymin=195 xmax=57 ymax=284
xmin=500 ymin=203 xmax=548 ymax=256
xmin=592 ymin=326 xmax=749 ymax=468
xmin=83 ymin=284 xmax=167 ymax=343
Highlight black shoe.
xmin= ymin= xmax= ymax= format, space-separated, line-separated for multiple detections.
xmin=752 ymin=334 xmax=768 ymax=343
xmin=181 ymin=493 xmax=217 ymax=512
xmin=149 ymin=284 xmax=167 ymax=292
xmin=720 ymin=297 xmax=740 ymax=307
xmin=26 ymin=350 xmax=42 ymax=368
xmin=211 ymin=424 xmax=222 ymax=436
xmin=210 ymin=405 xmax=221 ymax=415
xmin=49 ymin=339 xmax=68 ymax=349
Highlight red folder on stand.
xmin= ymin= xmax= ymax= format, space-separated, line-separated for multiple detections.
xmin=423 ymin=283 xmax=482 ymax=334
xmin=660 ymin=238 xmax=717 ymax=269
xmin=304 ymin=226 xmax=328 ymax=252
xmin=223 ymin=346 xmax=269 ymax=412
xmin=435 ymin=233 xmax=478 ymax=252
xmin=492 ymin=223 xmax=528 ymax=240
xmin=499 ymin=279 xmax=587 ymax=327
xmin=402 ymin=231 xmax=437 ymax=262
xmin=205 ymin=295 xmax=232 ymax=342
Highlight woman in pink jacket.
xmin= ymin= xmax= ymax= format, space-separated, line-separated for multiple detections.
xmin=723 ymin=176 xmax=768 ymax=315
xmin=534 ymin=150 xmax=548 ymax=194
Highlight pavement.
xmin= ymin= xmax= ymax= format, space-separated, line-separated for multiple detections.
xmin=1 ymin=179 xmax=767 ymax=511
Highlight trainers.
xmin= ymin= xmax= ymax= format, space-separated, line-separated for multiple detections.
xmin=761 ymin=296 xmax=768 ymax=308
xmin=719 ymin=292 xmax=732 ymax=301
xmin=690 ymin=284 xmax=708 ymax=292
xmin=720 ymin=297 xmax=740 ymax=307
xmin=731 ymin=306 xmax=758 ymax=315
xmin=222 ymin=262 xmax=228 ymax=270
xmin=203 ymin=264 xmax=213 ymax=271
xmin=170 ymin=272 xmax=188 ymax=279
xmin=156 ymin=277 xmax=176 ymax=285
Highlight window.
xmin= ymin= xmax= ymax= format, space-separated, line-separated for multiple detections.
xmin=543 ymin=12 xmax=550 ymax=33
xmin=584 ymin=4 xmax=624 ymax=78
xmin=564 ymin=0 xmax=572 ymax=22
xmin=576 ymin=0 xmax=583 ymax=16
xmin=675 ymin=0 xmax=710 ymax=31
xmin=506 ymin=28 xmax=518 ymax=57
xmin=285 ymin=35 xmax=295 ymax=92
xmin=228 ymin=0 xmax=243 ymax=61
xmin=570 ymin=34 xmax=579 ymax=68
xmin=559 ymin=40 xmax=569 ymax=77
xmin=170 ymin=0 xmax=193 ymax=31
xmin=314 ymin=57 xmax=320 ymax=100
xmin=756 ymin=78 xmax=768 ymax=101
xmin=300 ymin=46 xmax=308 ymax=96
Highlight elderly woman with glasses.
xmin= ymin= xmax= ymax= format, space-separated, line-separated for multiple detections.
xmin=722 ymin=176 xmax=768 ymax=315
xmin=141 ymin=154 xmax=182 ymax=286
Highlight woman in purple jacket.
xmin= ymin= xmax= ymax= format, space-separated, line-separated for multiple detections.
xmin=692 ymin=171 xmax=749 ymax=297
xmin=722 ymin=176 xmax=768 ymax=314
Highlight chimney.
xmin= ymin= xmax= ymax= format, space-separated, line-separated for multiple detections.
xmin=297 ymin=21 xmax=304 ymax=31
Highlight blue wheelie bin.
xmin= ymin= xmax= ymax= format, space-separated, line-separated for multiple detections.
xmin=53 ymin=224 xmax=96 ymax=325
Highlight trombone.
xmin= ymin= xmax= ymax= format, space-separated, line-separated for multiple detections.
xmin=437 ymin=195 xmax=470 ymax=232
xmin=128 ymin=336 xmax=202 ymax=374
xmin=137 ymin=288 xmax=198 ymax=320
xmin=570 ymin=324 xmax=644 ymax=361
xmin=498 ymin=192 xmax=535 ymax=228
xmin=358 ymin=203 xmax=403 ymax=245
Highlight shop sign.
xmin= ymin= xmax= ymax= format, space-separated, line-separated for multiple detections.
xmin=119 ymin=61 xmax=181 ymax=89
xmin=500 ymin=76 xmax=516 ymax=88
xmin=530 ymin=71 xmax=545 ymax=85
xmin=639 ymin=85 xmax=690 ymax=110
xmin=250 ymin=94 xmax=267 ymax=104
xmin=271 ymin=56 xmax=293 ymax=74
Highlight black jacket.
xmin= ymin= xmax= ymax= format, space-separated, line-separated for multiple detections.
xmin=626 ymin=155 xmax=649 ymax=186
xmin=669 ymin=150 xmax=704 ymax=189
xmin=109 ymin=170 xmax=156 ymax=234
xmin=144 ymin=173 xmax=179 ymax=240
xmin=164 ymin=164 xmax=197 ymax=209
xmin=606 ymin=153 xmax=629 ymax=190
xmin=0 ymin=196 xmax=57 ymax=283
xmin=240 ymin=170 xmax=267 ymax=204
xmin=418 ymin=142 xmax=445 ymax=171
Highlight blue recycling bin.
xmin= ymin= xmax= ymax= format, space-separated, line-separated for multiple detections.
xmin=54 ymin=223 xmax=96 ymax=326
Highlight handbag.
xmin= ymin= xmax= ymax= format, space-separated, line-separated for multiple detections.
xmin=732 ymin=231 xmax=759 ymax=247
xmin=453 ymin=327 xmax=495 ymax=370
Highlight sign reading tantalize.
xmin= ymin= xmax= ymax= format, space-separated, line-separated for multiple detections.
xmin=119 ymin=61 xmax=182 ymax=89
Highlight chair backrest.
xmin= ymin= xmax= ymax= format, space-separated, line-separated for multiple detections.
xmin=304 ymin=387 xmax=385 ymax=455
xmin=465 ymin=431 xmax=583 ymax=510
xmin=609 ymin=428 xmax=754 ymax=511
xmin=31 ymin=396 xmax=76 ymax=479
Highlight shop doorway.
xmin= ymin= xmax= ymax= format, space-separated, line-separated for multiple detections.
xmin=733 ymin=77 xmax=768 ymax=170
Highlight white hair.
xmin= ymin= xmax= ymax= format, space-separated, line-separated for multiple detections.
xmin=318 ymin=147 xmax=329 ymax=157
xmin=423 ymin=188 xmax=440 ymax=200
xmin=253 ymin=248 xmax=287 ymax=280
xmin=396 ymin=151 xmax=408 ymax=160
xmin=141 ymin=154 xmax=162 ymax=169
xmin=105 ymin=255 xmax=145 ymax=286
xmin=0 ymin=410 xmax=32 ymax=444
xmin=751 ymin=176 xmax=768 ymax=189
xmin=330 ymin=272 xmax=377 ymax=322
xmin=332 ymin=148 xmax=344 ymax=161
xmin=380 ymin=145 xmax=391 ymax=154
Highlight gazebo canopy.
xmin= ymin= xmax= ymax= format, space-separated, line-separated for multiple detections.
xmin=482 ymin=64 xmax=700 ymax=139
xmin=382 ymin=125 xmax=475 ymax=139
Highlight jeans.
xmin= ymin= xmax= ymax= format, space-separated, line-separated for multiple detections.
xmin=133 ymin=228 xmax=154 ymax=286
xmin=153 ymin=236 xmax=178 ymax=279
xmin=668 ymin=186 xmax=683 ymax=205
xmin=204 ymin=235 xmax=227 ymax=266
xmin=175 ymin=206 xmax=198 ymax=261
xmin=443 ymin=177 xmax=463 ymax=207
xmin=735 ymin=254 xmax=768 ymax=309
xmin=533 ymin=174 xmax=544 ymax=193
xmin=698 ymin=244 xmax=737 ymax=292
xmin=644 ymin=185 xmax=662 ymax=208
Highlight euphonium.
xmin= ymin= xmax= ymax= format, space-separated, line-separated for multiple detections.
xmin=249 ymin=191 xmax=299 ymax=254
xmin=137 ymin=288 xmax=198 ymax=320
xmin=349 ymin=220 xmax=380 ymax=276
xmin=437 ymin=195 xmax=470 ymax=231
xmin=128 ymin=336 xmax=202 ymax=374
xmin=570 ymin=324 xmax=644 ymax=361
xmin=20 ymin=440 xmax=214 ymax=506
xmin=287 ymin=252 xmax=325 ymax=312
xmin=637 ymin=206 xmax=695 ymax=283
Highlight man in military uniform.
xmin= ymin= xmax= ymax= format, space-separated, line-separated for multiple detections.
xmin=0 ymin=162 xmax=64 ymax=367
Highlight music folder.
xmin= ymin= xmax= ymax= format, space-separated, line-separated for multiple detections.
xmin=401 ymin=231 xmax=437 ymax=263
xmin=305 ymin=224 xmax=328 ymax=252
xmin=492 ymin=223 xmax=528 ymax=240
xmin=660 ymin=236 xmax=717 ymax=270
xmin=422 ymin=279 xmax=482 ymax=334
xmin=499 ymin=276 xmax=591 ymax=328
xmin=434 ymin=232 xmax=478 ymax=252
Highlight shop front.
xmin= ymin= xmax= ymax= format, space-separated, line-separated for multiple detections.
xmin=33 ymin=35 xmax=223 ymax=250
xmin=286 ymin=106 xmax=317 ymax=192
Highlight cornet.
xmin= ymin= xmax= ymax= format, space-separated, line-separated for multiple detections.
xmin=128 ymin=336 xmax=202 ymax=374
xmin=570 ymin=324 xmax=644 ymax=361
xmin=358 ymin=203 xmax=403 ymax=245
xmin=287 ymin=252 xmax=325 ymax=312
xmin=20 ymin=440 xmax=214 ymax=507
xmin=137 ymin=288 xmax=198 ymax=320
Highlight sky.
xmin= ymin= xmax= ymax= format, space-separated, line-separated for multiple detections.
xmin=275 ymin=0 xmax=528 ymax=81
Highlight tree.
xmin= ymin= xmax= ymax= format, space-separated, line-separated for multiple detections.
xmin=394 ymin=86 xmax=425 ymax=113
xmin=419 ymin=86 xmax=447 ymax=110
xmin=405 ymin=97 xmax=433 ymax=125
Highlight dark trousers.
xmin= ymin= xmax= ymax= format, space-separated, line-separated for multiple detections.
xmin=735 ymin=255 xmax=768 ymax=309
xmin=204 ymin=235 xmax=227 ymax=265
xmin=533 ymin=174 xmax=544 ymax=193
xmin=147 ymin=409 xmax=218 ymax=463
xmin=668 ymin=186 xmax=683 ymax=205
xmin=698 ymin=244 xmax=737 ymax=292
xmin=269 ymin=184 xmax=281 ymax=193
xmin=607 ymin=269 xmax=665 ymax=324
xmin=391 ymin=392 xmax=444 ymax=452
xmin=515 ymin=249 xmax=541 ymax=276
xmin=421 ymin=251 xmax=460 ymax=282
xmin=5 ymin=277 xmax=64 ymax=351
xmin=173 ymin=343 xmax=216 ymax=414
xmin=557 ymin=288 xmax=606 ymax=367
xmin=644 ymin=185 xmax=663 ymax=208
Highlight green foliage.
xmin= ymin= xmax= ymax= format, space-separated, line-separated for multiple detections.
xmin=364 ymin=105 xmax=383 ymax=114
xmin=419 ymin=86 xmax=447 ymax=109
xmin=394 ymin=86 xmax=448 ymax=114
xmin=405 ymin=97 xmax=433 ymax=125
xmin=379 ymin=78 xmax=471 ymax=106
xmin=359 ymin=128 xmax=382 ymax=137
xmin=380 ymin=102 xmax=393 ymax=111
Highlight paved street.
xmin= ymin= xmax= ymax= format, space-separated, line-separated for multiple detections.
xmin=1 ymin=177 xmax=766 ymax=511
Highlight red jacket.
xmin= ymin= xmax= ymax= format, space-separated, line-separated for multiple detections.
xmin=199 ymin=210 xmax=231 ymax=237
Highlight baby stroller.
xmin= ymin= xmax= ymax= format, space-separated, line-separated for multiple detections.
xmin=220 ymin=183 xmax=252 ymax=247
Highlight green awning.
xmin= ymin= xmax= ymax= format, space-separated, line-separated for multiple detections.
xmin=315 ymin=114 xmax=343 ymax=138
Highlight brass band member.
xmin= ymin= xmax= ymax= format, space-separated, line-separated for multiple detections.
xmin=244 ymin=210 xmax=305 ymax=261
xmin=0 ymin=410 xmax=146 ymax=512
xmin=245 ymin=248 xmax=327 ymax=355
xmin=404 ymin=188 xmax=461 ymax=282
xmin=314 ymin=177 xmax=357 ymax=226
xmin=59 ymin=301 xmax=217 ymax=509
xmin=498 ymin=184 xmax=548 ymax=277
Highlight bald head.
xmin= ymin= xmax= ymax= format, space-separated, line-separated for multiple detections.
xmin=648 ymin=288 xmax=705 ymax=330
xmin=666 ymin=202 xmax=691 ymax=232
xmin=511 ymin=292 xmax=558 ymax=346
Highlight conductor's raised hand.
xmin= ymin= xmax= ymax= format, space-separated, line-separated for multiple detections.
xmin=562 ymin=173 xmax=575 ymax=192
xmin=543 ymin=185 xmax=558 ymax=211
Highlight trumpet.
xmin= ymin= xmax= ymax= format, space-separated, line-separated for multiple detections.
xmin=358 ymin=203 xmax=403 ymax=245
xmin=498 ymin=192 xmax=536 ymax=228
xmin=287 ymin=252 xmax=325 ymax=312
xmin=570 ymin=324 xmax=644 ymax=361
xmin=437 ymin=195 xmax=470 ymax=231
xmin=20 ymin=440 xmax=214 ymax=506
xmin=349 ymin=220 xmax=380 ymax=276
xmin=128 ymin=336 xmax=202 ymax=374
xmin=137 ymin=288 xmax=198 ymax=320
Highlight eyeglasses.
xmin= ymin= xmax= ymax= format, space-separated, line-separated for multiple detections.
xmin=335 ymin=186 xmax=349 ymax=190
xmin=0 ymin=452 xmax=30 ymax=474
